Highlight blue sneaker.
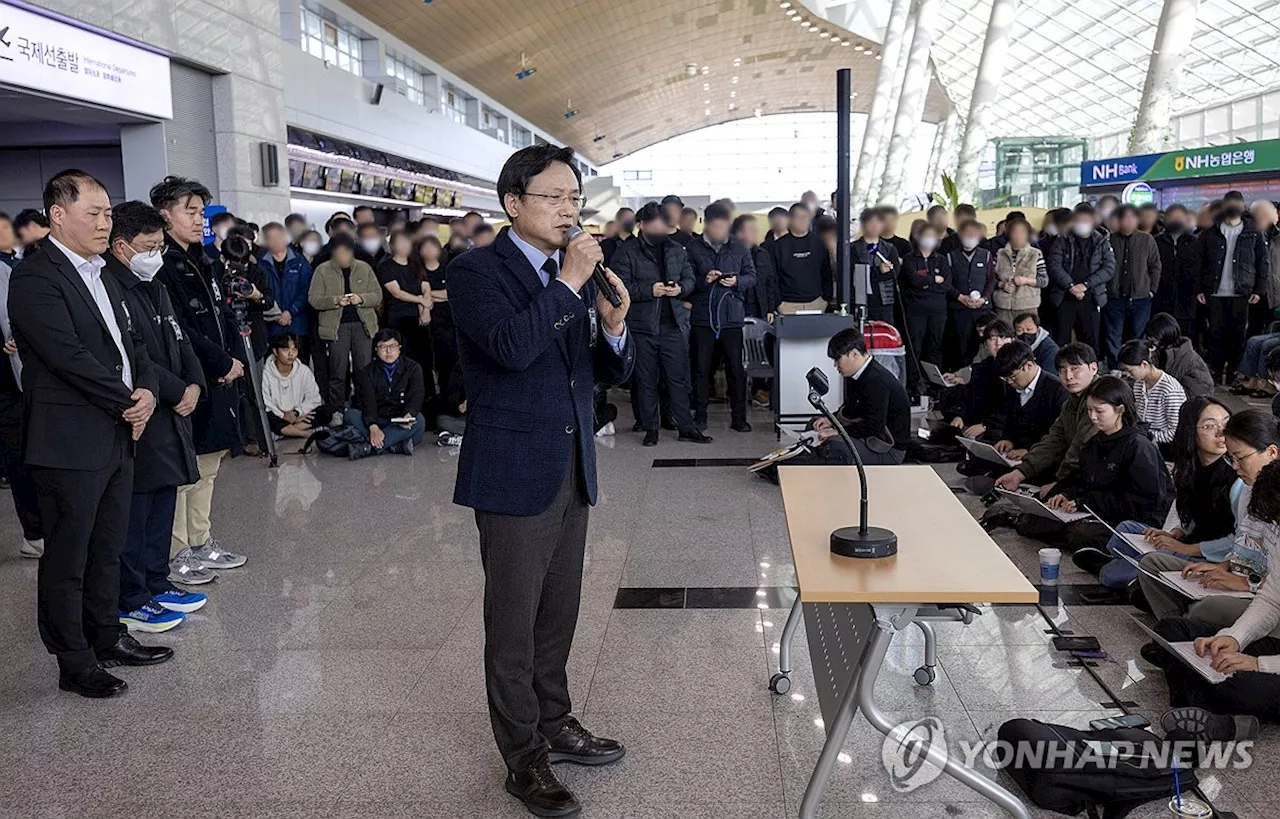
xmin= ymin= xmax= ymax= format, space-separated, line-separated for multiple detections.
xmin=120 ymin=601 xmax=186 ymax=633
xmin=154 ymin=588 xmax=208 ymax=613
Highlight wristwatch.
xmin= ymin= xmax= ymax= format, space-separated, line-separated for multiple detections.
xmin=1248 ymin=572 xmax=1263 ymax=594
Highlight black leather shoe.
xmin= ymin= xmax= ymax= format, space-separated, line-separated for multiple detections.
xmin=678 ymin=430 xmax=713 ymax=444
xmin=97 ymin=633 xmax=174 ymax=668
xmin=547 ymin=716 xmax=626 ymax=766
xmin=642 ymin=430 xmax=659 ymax=447
xmin=730 ymin=421 xmax=752 ymax=433
xmin=979 ymin=510 xmax=1016 ymax=532
xmin=59 ymin=664 xmax=127 ymax=698
xmin=630 ymin=421 xmax=643 ymax=433
xmin=1071 ymin=547 xmax=1110 ymax=577
xmin=661 ymin=419 xmax=677 ymax=431
xmin=505 ymin=755 xmax=581 ymax=818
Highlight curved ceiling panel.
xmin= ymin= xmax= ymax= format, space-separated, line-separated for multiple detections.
xmin=344 ymin=0 xmax=950 ymax=165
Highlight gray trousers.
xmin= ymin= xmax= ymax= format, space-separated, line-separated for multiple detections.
xmin=1138 ymin=552 xmax=1276 ymax=634
xmin=476 ymin=451 xmax=589 ymax=772
xmin=327 ymin=320 xmax=372 ymax=406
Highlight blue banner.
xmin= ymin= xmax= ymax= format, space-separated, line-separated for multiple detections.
xmin=1079 ymin=152 xmax=1162 ymax=187
xmin=202 ymin=204 xmax=226 ymax=245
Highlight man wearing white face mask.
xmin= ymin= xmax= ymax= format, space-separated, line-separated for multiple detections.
xmin=104 ymin=202 xmax=208 ymax=632
xmin=1046 ymin=202 xmax=1116 ymax=350
xmin=356 ymin=222 xmax=387 ymax=268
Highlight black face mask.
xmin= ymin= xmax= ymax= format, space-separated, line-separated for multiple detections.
xmin=620 ymin=221 xmax=636 ymax=233
xmin=641 ymin=231 xmax=666 ymax=246
xmin=1166 ymin=222 xmax=1185 ymax=233
xmin=1017 ymin=332 xmax=1038 ymax=345
xmin=1225 ymin=205 xmax=1244 ymax=219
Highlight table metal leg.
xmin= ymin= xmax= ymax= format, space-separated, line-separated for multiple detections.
xmin=770 ymin=596 xmax=803 ymax=695
xmin=856 ymin=624 xmax=1033 ymax=819
xmin=913 ymin=620 xmax=938 ymax=686
xmin=797 ymin=618 xmax=879 ymax=819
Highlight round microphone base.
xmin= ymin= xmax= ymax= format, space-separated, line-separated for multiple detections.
xmin=830 ymin=526 xmax=898 ymax=559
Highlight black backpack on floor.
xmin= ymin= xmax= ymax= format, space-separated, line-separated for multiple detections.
xmin=300 ymin=425 xmax=365 ymax=457
xmin=997 ymin=718 xmax=1198 ymax=819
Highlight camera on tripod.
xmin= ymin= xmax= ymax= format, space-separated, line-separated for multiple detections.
xmin=219 ymin=234 xmax=256 ymax=333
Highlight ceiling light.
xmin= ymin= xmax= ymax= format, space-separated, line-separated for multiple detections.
xmin=733 ymin=57 xmax=742 ymax=67
xmin=704 ymin=99 xmax=711 ymax=105
xmin=801 ymin=20 xmax=811 ymax=27
xmin=791 ymin=15 xmax=802 ymax=22
xmin=785 ymin=8 xmax=797 ymax=15
xmin=854 ymin=44 xmax=864 ymax=51
xmin=704 ymin=108 xmax=711 ymax=116
xmin=703 ymin=82 xmax=710 ymax=91
xmin=730 ymin=91 xmax=736 ymax=98
xmin=701 ymin=65 xmax=710 ymax=75
xmin=819 ymin=30 xmax=830 ymax=37
xmin=875 ymin=53 xmax=881 ymax=59
xmin=779 ymin=0 xmax=790 ymax=6
xmin=732 ymin=76 xmax=739 ymax=84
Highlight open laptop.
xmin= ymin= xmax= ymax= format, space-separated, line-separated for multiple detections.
xmin=1129 ymin=615 xmax=1227 ymax=684
xmin=1082 ymin=507 xmax=1159 ymax=557
xmin=1114 ymin=550 xmax=1253 ymax=601
xmin=921 ymin=362 xmax=969 ymax=388
xmin=995 ymin=488 xmax=1092 ymax=523
xmin=959 ymin=436 xmax=1022 ymax=468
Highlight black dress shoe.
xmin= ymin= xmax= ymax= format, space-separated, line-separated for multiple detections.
xmin=59 ymin=665 xmax=127 ymax=698
xmin=1071 ymin=546 xmax=1110 ymax=577
xmin=547 ymin=716 xmax=626 ymax=766
xmin=678 ymin=430 xmax=713 ymax=444
xmin=642 ymin=430 xmax=659 ymax=447
xmin=505 ymin=755 xmax=581 ymax=818
xmin=97 ymin=633 xmax=174 ymax=668
xmin=661 ymin=418 xmax=677 ymax=431
xmin=730 ymin=421 xmax=752 ymax=433
xmin=631 ymin=421 xmax=643 ymax=433
xmin=979 ymin=510 xmax=1016 ymax=532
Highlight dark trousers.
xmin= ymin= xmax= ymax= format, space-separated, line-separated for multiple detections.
xmin=1154 ymin=617 xmax=1280 ymax=721
xmin=690 ymin=325 xmax=746 ymax=425
xmin=268 ymin=403 xmax=338 ymax=435
xmin=1053 ymin=295 xmax=1101 ymax=350
xmin=634 ymin=327 xmax=696 ymax=433
xmin=0 ymin=390 xmax=42 ymax=541
xmin=948 ymin=308 xmax=981 ymax=371
xmin=1101 ymin=296 xmax=1152 ymax=367
xmin=430 ymin=318 xmax=459 ymax=417
xmin=33 ymin=432 xmax=132 ymax=673
xmin=476 ymin=451 xmax=589 ymax=771
xmin=120 ymin=486 xmax=178 ymax=613
xmin=310 ymin=330 xmax=330 ymax=406
xmin=1014 ymin=514 xmax=1110 ymax=552
xmin=904 ymin=304 xmax=946 ymax=391
xmin=327 ymin=321 xmax=373 ymax=406
xmin=1208 ymin=296 xmax=1249 ymax=381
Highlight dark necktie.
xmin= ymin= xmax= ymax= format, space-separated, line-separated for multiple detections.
xmin=541 ymin=256 xmax=558 ymax=286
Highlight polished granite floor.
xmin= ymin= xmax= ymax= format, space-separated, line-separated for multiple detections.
xmin=0 ymin=398 xmax=1276 ymax=819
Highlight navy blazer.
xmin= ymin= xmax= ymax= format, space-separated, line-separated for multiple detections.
xmin=449 ymin=227 xmax=635 ymax=516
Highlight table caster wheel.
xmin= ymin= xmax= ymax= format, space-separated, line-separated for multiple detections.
xmin=913 ymin=666 xmax=936 ymax=686
xmin=769 ymin=673 xmax=791 ymax=695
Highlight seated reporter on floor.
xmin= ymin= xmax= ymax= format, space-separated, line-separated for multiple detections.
xmin=1074 ymin=396 xmax=1237 ymax=589
xmin=343 ymin=329 xmax=426 ymax=459
xmin=104 ymin=201 xmax=209 ymax=634
xmin=262 ymin=332 xmax=336 ymax=439
xmin=1012 ymin=312 xmax=1059 ymax=375
xmin=805 ymin=328 xmax=911 ymax=466
xmin=958 ymin=340 xmax=1068 ymax=483
xmin=1148 ymin=460 xmax=1280 ymax=725
xmin=940 ymin=320 xmax=1014 ymax=439
xmin=1118 ymin=337 xmax=1187 ymax=451
xmin=992 ymin=342 xmax=1101 ymax=501
xmin=1138 ymin=411 xmax=1280 ymax=626
xmin=1015 ymin=375 xmax=1171 ymax=551
xmin=1145 ymin=311 xmax=1214 ymax=399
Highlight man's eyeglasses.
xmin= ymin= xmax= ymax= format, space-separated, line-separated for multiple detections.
xmin=1226 ymin=448 xmax=1263 ymax=466
xmin=522 ymin=191 xmax=587 ymax=209
xmin=376 ymin=343 xmax=401 ymax=353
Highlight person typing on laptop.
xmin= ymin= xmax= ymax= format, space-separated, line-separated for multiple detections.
xmin=1014 ymin=376 xmax=1171 ymax=552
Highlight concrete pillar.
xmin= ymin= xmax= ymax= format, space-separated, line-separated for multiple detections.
xmin=850 ymin=0 xmax=911 ymax=210
xmin=120 ymin=122 xmax=169 ymax=202
xmin=954 ymin=0 xmax=1017 ymax=202
xmin=1129 ymin=0 xmax=1201 ymax=154
xmin=878 ymin=0 xmax=939 ymax=207
xmin=926 ymin=107 xmax=958 ymax=192
xmin=869 ymin=8 xmax=916 ymax=202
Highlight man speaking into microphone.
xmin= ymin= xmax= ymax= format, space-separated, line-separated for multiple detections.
xmin=449 ymin=145 xmax=634 ymax=818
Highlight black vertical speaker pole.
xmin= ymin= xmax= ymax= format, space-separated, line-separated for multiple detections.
xmin=836 ymin=68 xmax=852 ymax=314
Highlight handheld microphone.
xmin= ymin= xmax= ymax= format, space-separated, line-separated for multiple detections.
xmin=805 ymin=367 xmax=898 ymax=559
xmin=564 ymin=226 xmax=623 ymax=308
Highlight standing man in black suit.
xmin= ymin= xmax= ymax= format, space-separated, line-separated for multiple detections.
xmin=9 ymin=170 xmax=170 ymax=698
xmin=449 ymin=145 xmax=634 ymax=818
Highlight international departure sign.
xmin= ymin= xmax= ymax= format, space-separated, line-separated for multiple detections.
xmin=1081 ymin=138 xmax=1280 ymax=188
xmin=0 ymin=2 xmax=172 ymax=119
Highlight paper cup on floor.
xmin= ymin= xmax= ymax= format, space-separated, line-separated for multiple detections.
xmin=1039 ymin=548 xmax=1061 ymax=586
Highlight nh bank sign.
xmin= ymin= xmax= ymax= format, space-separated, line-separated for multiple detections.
xmin=1081 ymin=138 xmax=1280 ymax=187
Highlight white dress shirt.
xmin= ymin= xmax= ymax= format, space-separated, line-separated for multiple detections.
xmin=1018 ymin=367 xmax=1041 ymax=406
xmin=47 ymin=235 xmax=132 ymax=389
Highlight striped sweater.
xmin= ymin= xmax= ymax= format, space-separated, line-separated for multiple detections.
xmin=1132 ymin=371 xmax=1186 ymax=444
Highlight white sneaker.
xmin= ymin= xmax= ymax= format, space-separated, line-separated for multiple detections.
xmin=191 ymin=537 xmax=247 ymax=569
xmin=19 ymin=537 xmax=43 ymax=559
xmin=169 ymin=548 xmax=218 ymax=585
xmin=595 ymin=422 xmax=616 ymax=438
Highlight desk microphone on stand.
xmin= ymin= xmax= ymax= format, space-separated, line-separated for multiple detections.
xmin=806 ymin=367 xmax=898 ymax=559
